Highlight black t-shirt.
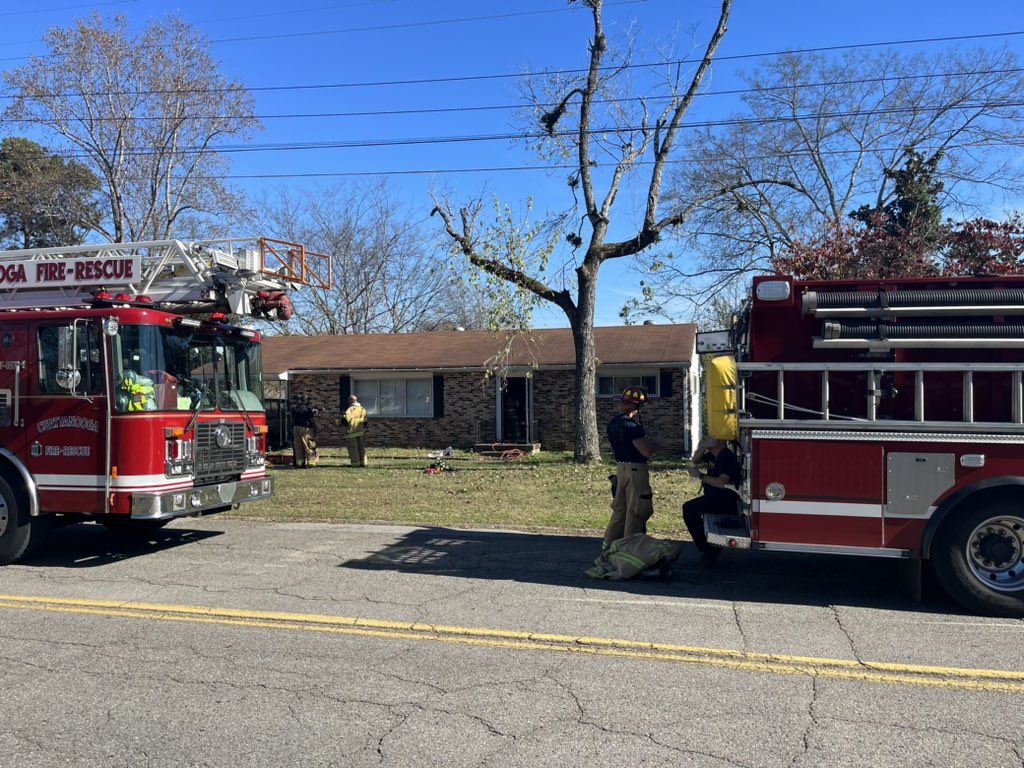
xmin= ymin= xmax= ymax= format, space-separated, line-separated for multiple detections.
xmin=703 ymin=446 xmax=739 ymax=503
xmin=607 ymin=412 xmax=647 ymax=463
xmin=291 ymin=404 xmax=313 ymax=428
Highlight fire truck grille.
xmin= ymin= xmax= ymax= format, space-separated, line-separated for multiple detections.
xmin=194 ymin=422 xmax=247 ymax=484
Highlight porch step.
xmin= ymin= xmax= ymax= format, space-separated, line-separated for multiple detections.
xmin=474 ymin=442 xmax=540 ymax=458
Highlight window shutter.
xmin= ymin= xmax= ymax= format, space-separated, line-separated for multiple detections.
xmin=659 ymin=370 xmax=673 ymax=398
xmin=339 ymin=376 xmax=350 ymax=409
xmin=433 ymin=374 xmax=444 ymax=418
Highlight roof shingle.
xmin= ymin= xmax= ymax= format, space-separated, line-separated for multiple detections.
xmin=262 ymin=325 xmax=695 ymax=376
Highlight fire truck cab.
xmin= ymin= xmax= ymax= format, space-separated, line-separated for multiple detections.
xmin=699 ymin=274 xmax=1024 ymax=617
xmin=0 ymin=238 xmax=328 ymax=564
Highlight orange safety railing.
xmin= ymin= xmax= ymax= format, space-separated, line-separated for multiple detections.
xmin=259 ymin=237 xmax=333 ymax=290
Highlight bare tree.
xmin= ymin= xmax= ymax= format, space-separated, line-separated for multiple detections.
xmin=2 ymin=13 xmax=259 ymax=242
xmin=639 ymin=46 xmax=1024 ymax=313
xmin=433 ymin=0 xmax=736 ymax=463
xmin=257 ymin=181 xmax=487 ymax=335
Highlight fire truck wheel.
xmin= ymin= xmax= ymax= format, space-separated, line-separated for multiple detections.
xmin=0 ymin=475 xmax=47 ymax=565
xmin=932 ymin=501 xmax=1024 ymax=618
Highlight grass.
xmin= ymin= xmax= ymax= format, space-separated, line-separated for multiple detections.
xmin=227 ymin=447 xmax=700 ymax=538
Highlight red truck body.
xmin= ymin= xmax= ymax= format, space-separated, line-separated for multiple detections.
xmin=701 ymin=274 xmax=1024 ymax=616
xmin=0 ymin=238 xmax=327 ymax=563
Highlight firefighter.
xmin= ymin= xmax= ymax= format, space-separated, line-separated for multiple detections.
xmin=343 ymin=394 xmax=368 ymax=467
xmin=290 ymin=394 xmax=317 ymax=468
xmin=683 ymin=437 xmax=740 ymax=566
xmin=602 ymin=386 xmax=660 ymax=550
xmin=118 ymin=370 xmax=156 ymax=412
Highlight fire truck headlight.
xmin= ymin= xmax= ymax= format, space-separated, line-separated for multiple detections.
xmin=249 ymin=484 xmax=260 ymax=497
xmin=190 ymin=492 xmax=203 ymax=508
xmin=765 ymin=481 xmax=786 ymax=501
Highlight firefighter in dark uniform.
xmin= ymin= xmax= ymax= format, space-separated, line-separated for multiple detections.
xmin=603 ymin=386 xmax=659 ymax=550
xmin=683 ymin=437 xmax=740 ymax=565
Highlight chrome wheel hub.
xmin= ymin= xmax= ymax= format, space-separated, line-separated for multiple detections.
xmin=966 ymin=516 xmax=1024 ymax=592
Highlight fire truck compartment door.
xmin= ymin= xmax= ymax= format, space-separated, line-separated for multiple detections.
xmin=885 ymin=453 xmax=955 ymax=518
xmin=0 ymin=330 xmax=28 ymax=453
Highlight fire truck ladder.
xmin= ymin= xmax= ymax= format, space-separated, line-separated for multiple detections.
xmin=0 ymin=237 xmax=332 ymax=318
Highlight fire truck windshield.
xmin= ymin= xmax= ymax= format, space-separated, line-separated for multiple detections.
xmin=112 ymin=324 xmax=264 ymax=414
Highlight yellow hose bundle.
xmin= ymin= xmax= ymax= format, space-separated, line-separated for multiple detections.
xmin=706 ymin=355 xmax=738 ymax=441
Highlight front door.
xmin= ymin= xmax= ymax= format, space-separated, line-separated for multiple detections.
xmin=498 ymin=377 xmax=531 ymax=443
xmin=0 ymin=326 xmax=29 ymax=460
xmin=23 ymin=320 xmax=109 ymax=514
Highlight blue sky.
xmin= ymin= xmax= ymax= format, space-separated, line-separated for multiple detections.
xmin=2 ymin=0 xmax=1023 ymax=327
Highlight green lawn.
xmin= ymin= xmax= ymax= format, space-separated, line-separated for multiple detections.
xmin=229 ymin=447 xmax=699 ymax=538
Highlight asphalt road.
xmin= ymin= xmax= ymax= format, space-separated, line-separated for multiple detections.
xmin=1 ymin=518 xmax=1022 ymax=768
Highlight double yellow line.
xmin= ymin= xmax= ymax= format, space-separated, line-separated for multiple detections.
xmin=2 ymin=593 xmax=1022 ymax=694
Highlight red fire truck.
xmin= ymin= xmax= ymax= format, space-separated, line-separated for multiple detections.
xmin=0 ymin=238 xmax=328 ymax=564
xmin=699 ymin=274 xmax=1024 ymax=617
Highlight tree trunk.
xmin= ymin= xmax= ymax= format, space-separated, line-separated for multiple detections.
xmin=570 ymin=268 xmax=601 ymax=463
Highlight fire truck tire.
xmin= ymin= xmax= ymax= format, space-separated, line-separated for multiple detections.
xmin=931 ymin=501 xmax=1024 ymax=618
xmin=0 ymin=475 xmax=48 ymax=565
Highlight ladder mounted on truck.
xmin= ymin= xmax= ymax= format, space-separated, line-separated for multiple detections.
xmin=0 ymin=237 xmax=332 ymax=319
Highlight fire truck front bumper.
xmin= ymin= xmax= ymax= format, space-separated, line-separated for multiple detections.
xmin=129 ymin=477 xmax=275 ymax=520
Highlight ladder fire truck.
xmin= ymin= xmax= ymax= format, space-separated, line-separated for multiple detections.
xmin=699 ymin=273 xmax=1024 ymax=617
xmin=0 ymin=237 xmax=328 ymax=564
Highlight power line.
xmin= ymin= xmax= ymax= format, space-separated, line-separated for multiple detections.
xmin=99 ymin=140 xmax=1024 ymax=181
xmin=25 ymin=98 xmax=1024 ymax=160
xmin=8 ymin=67 xmax=1024 ymax=123
xmin=0 ymin=0 xmax=134 ymax=18
xmin=0 ymin=0 xmax=643 ymax=59
xmin=2 ymin=28 xmax=1022 ymax=93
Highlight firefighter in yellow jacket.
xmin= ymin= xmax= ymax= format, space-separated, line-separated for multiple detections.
xmin=343 ymin=394 xmax=368 ymax=466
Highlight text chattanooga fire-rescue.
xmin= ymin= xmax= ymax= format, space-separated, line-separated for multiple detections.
xmin=0 ymin=257 xmax=136 ymax=286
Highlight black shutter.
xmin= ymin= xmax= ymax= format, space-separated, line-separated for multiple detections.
xmin=339 ymin=375 xmax=350 ymax=409
xmin=659 ymin=370 xmax=673 ymax=398
xmin=433 ymin=374 xmax=444 ymax=418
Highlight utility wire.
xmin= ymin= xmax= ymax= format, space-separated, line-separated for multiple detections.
xmin=1 ymin=28 xmax=1021 ymax=93
xmin=24 ymin=98 xmax=1024 ymax=160
xmin=9 ymin=67 xmax=1024 ymax=123
xmin=35 ymin=140 xmax=1023 ymax=181
xmin=0 ymin=0 xmax=643 ymax=57
xmin=25 ymin=138 xmax=1024 ymax=180
xmin=0 ymin=0 xmax=134 ymax=18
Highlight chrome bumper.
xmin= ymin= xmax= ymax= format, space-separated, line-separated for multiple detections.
xmin=130 ymin=476 xmax=274 ymax=520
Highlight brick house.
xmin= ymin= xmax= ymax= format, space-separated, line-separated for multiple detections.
xmin=261 ymin=324 xmax=699 ymax=453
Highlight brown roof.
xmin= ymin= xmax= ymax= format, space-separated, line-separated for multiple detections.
xmin=261 ymin=325 xmax=695 ymax=376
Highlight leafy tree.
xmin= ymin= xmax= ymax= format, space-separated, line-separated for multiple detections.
xmin=2 ymin=13 xmax=259 ymax=242
xmin=433 ymin=0 xmax=738 ymax=463
xmin=773 ymin=212 xmax=1024 ymax=281
xmin=941 ymin=214 xmax=1024 ymax=276
xmin=257 ymin=181 xmax=490 ymax=336
xmin=0 ymin=136 xmax=100 ymax=248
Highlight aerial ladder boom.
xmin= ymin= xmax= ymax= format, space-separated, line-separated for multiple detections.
xmin=0 ymin=237 xmax=331 ymax=319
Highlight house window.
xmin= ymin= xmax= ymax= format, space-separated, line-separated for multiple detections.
xmin=354 ymin=377 xmax=432 ymax=417
xmin=597 ymin=372 xmax=659 ymax=398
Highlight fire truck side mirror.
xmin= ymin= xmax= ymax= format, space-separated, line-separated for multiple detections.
xmin=55 ymin=369 xmax=82 ymax=390
xmin=55 ymin=326 xmax=81 ymax=390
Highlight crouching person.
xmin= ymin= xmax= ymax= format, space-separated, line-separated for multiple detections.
xmin=683 ymin=437 xmax=740 ymax=566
